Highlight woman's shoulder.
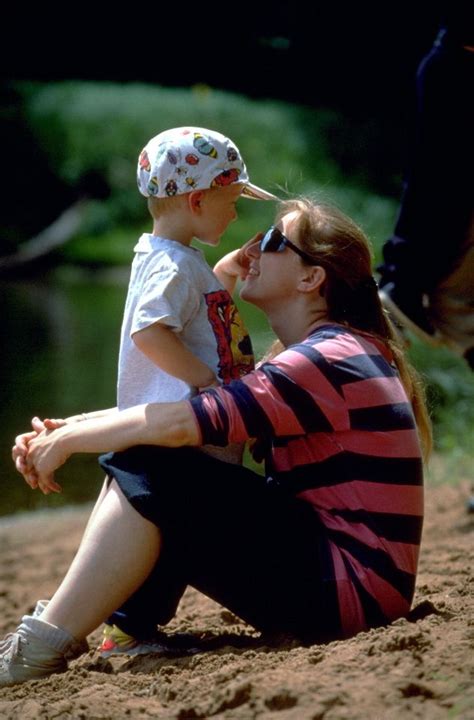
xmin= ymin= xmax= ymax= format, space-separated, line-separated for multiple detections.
xmin=303 ymin=324 xmax=391 ymax=360
xmin=279 ymin=324 xmax=396 ymax=382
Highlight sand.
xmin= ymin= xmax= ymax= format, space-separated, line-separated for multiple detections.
xmin=0 ymin=478 xmax=473 ymax=719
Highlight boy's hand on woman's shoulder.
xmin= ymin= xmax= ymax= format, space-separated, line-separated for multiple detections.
xmin=213 ymin=233 xmax=263 ymax=292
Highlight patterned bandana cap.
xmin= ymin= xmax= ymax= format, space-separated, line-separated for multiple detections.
xmin=137 ymin=127 xmax=276 ymax=201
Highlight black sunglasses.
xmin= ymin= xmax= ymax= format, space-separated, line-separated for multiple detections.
xmin=259 ymin=226 xmax=316 ymax=264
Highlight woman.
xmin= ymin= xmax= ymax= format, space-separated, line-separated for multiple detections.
xmin=2 ymin=198 xmax=431 ymax=687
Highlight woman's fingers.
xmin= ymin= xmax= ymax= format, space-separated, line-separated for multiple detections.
xmin=13 ymin=423 xmax=65 ymax=493
xmin=37 ymin=475 xmax=63 ymax=494
xmin=31 ymin=417 xmax=46 ymax=433
xmin=26 ymin=426 xmax=69 ymax=490
xmin=24 ymin=471 xmax=40 ymax=490
xmin=12 ymin=431 xmax=38 ymax=486
xmin=43 ymin=418 xmax=67 ymax=430
xmin=13 ymin=450 xmax=39 ymax=489
xmin=31 ymin=416 xmax=67 ymax=431
xmin=12 ymin=430 xmax=37 ymax=458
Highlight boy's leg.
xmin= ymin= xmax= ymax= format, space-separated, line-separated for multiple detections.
xmin=106 ymin=547 xmax=187 ymax=638
xmin=99 ymin=553 xmax=189 ymax=657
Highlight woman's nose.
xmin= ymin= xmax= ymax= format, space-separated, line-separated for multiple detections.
xmin=245 ymin=239 xmax=261 ymax=259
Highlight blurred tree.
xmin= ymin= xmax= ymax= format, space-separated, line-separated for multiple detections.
xmin=1 ymin=1 xmax=448 ymax=252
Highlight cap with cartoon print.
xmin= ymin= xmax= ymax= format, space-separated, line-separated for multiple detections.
xmin=137 ymin=127 xmax=277 ymax=201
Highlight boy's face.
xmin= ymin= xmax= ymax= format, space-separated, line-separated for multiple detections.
xmin=195 ymin=185 xmax=242 ymax=246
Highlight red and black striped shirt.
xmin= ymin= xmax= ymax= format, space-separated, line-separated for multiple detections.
xmin=190 ymin=324 xmax=424 ymax=636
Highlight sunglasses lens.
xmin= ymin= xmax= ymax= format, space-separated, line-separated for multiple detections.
xmin=260 ymin=227 xmax=315 ymax=264
xmin=260 ymin=227 xmax=284 ymax=253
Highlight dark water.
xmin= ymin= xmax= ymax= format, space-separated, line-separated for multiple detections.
xmin=0 ymin=270 xmax=126 ymax=516
xmin=0 ymin=270 xmax=272 ymax=517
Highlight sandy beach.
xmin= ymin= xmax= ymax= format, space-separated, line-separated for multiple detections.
xmin=0 ymin=477 xmax=473 ymax=719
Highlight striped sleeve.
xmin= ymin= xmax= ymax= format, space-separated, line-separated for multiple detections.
xmin=189 ymin=341 xmax=352 ymax=445
xmin=190 ymin=326 xmax=410 ymax=446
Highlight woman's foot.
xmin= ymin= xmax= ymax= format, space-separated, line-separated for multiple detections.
xmin=0 ymin=619 xmax=69 ymax=687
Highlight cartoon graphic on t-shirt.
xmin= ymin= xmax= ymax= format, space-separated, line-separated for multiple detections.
xmin=205 ymin=290 xmax=254 ymax=382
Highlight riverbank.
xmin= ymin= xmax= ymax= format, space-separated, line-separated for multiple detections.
xmin=0 ymin=481 xmax=473 ymax=719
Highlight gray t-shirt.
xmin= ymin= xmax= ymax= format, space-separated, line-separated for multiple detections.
xmin=117 ymin=235 xmax=254 ymax=463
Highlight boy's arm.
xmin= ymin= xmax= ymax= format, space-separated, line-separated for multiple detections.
xmin=213 ymin=249 xmax=242 ymax=295
xmin=213 ymin=233 xmax=262 ymax=294
xmin=133 ymin=323 xmax=217 ymax=389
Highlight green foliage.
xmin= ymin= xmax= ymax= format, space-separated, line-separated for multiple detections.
xmin=11 ymin=81 xmax=474 ymax=466
xmin=14 ymin=82 xmax=317 ymax=223
xmin=407 ymin=339 xmax=474 ymax=457
xmin=16 ymin=80 xmax=395 ymax=253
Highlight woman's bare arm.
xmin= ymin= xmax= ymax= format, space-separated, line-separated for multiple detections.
xmin=18 ymin=401 xmax=200 ymax=492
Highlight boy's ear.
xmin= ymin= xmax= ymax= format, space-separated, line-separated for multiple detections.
xmin=297 ymin=265 xmax=326 ymax=294
xmin=188 ymin=190 xmax=205 ymax=212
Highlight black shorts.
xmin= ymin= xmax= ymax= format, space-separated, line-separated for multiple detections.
xmin=99 ymin=446 xmax=340 ymax=642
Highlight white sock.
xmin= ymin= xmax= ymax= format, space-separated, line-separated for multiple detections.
xmin=20 ymin=615 xmax=75 ymax=654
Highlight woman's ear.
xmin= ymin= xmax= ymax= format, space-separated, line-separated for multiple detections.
xmin=297 ymin=265 xmax=326 ymax=294
xmin=188 ymin=190 xmax=205 ymax=213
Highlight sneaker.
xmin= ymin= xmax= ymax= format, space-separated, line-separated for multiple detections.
xmin=100 ymin=624 xmax=142 ymax=658
xmin=99 ymin=623 xmax=201 ymax=658
xmin=378 ymin=282 xmax=441 ymax=346
xmin=0 ymin=624 xmax=67 ymax=687
xmin=32 ymin=599 xmax=89 ymax=660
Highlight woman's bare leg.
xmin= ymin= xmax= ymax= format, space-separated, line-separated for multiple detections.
xmin=40 ymin=480 xmax=161 ymax=639
xmin=77 ymin=476 xmax=111 ymax=546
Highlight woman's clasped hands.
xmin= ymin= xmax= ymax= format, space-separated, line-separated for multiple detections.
xmin=12 ymin=416 xmax=71 ymax=495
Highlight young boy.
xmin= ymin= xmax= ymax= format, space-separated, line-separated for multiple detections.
xmin=103 ymin=126 xmax=276 ymax=655
xmin=27 ymin=127 xmax=276 ymax=661
xmin=120 ymin=126 xmax=274 ymax=406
